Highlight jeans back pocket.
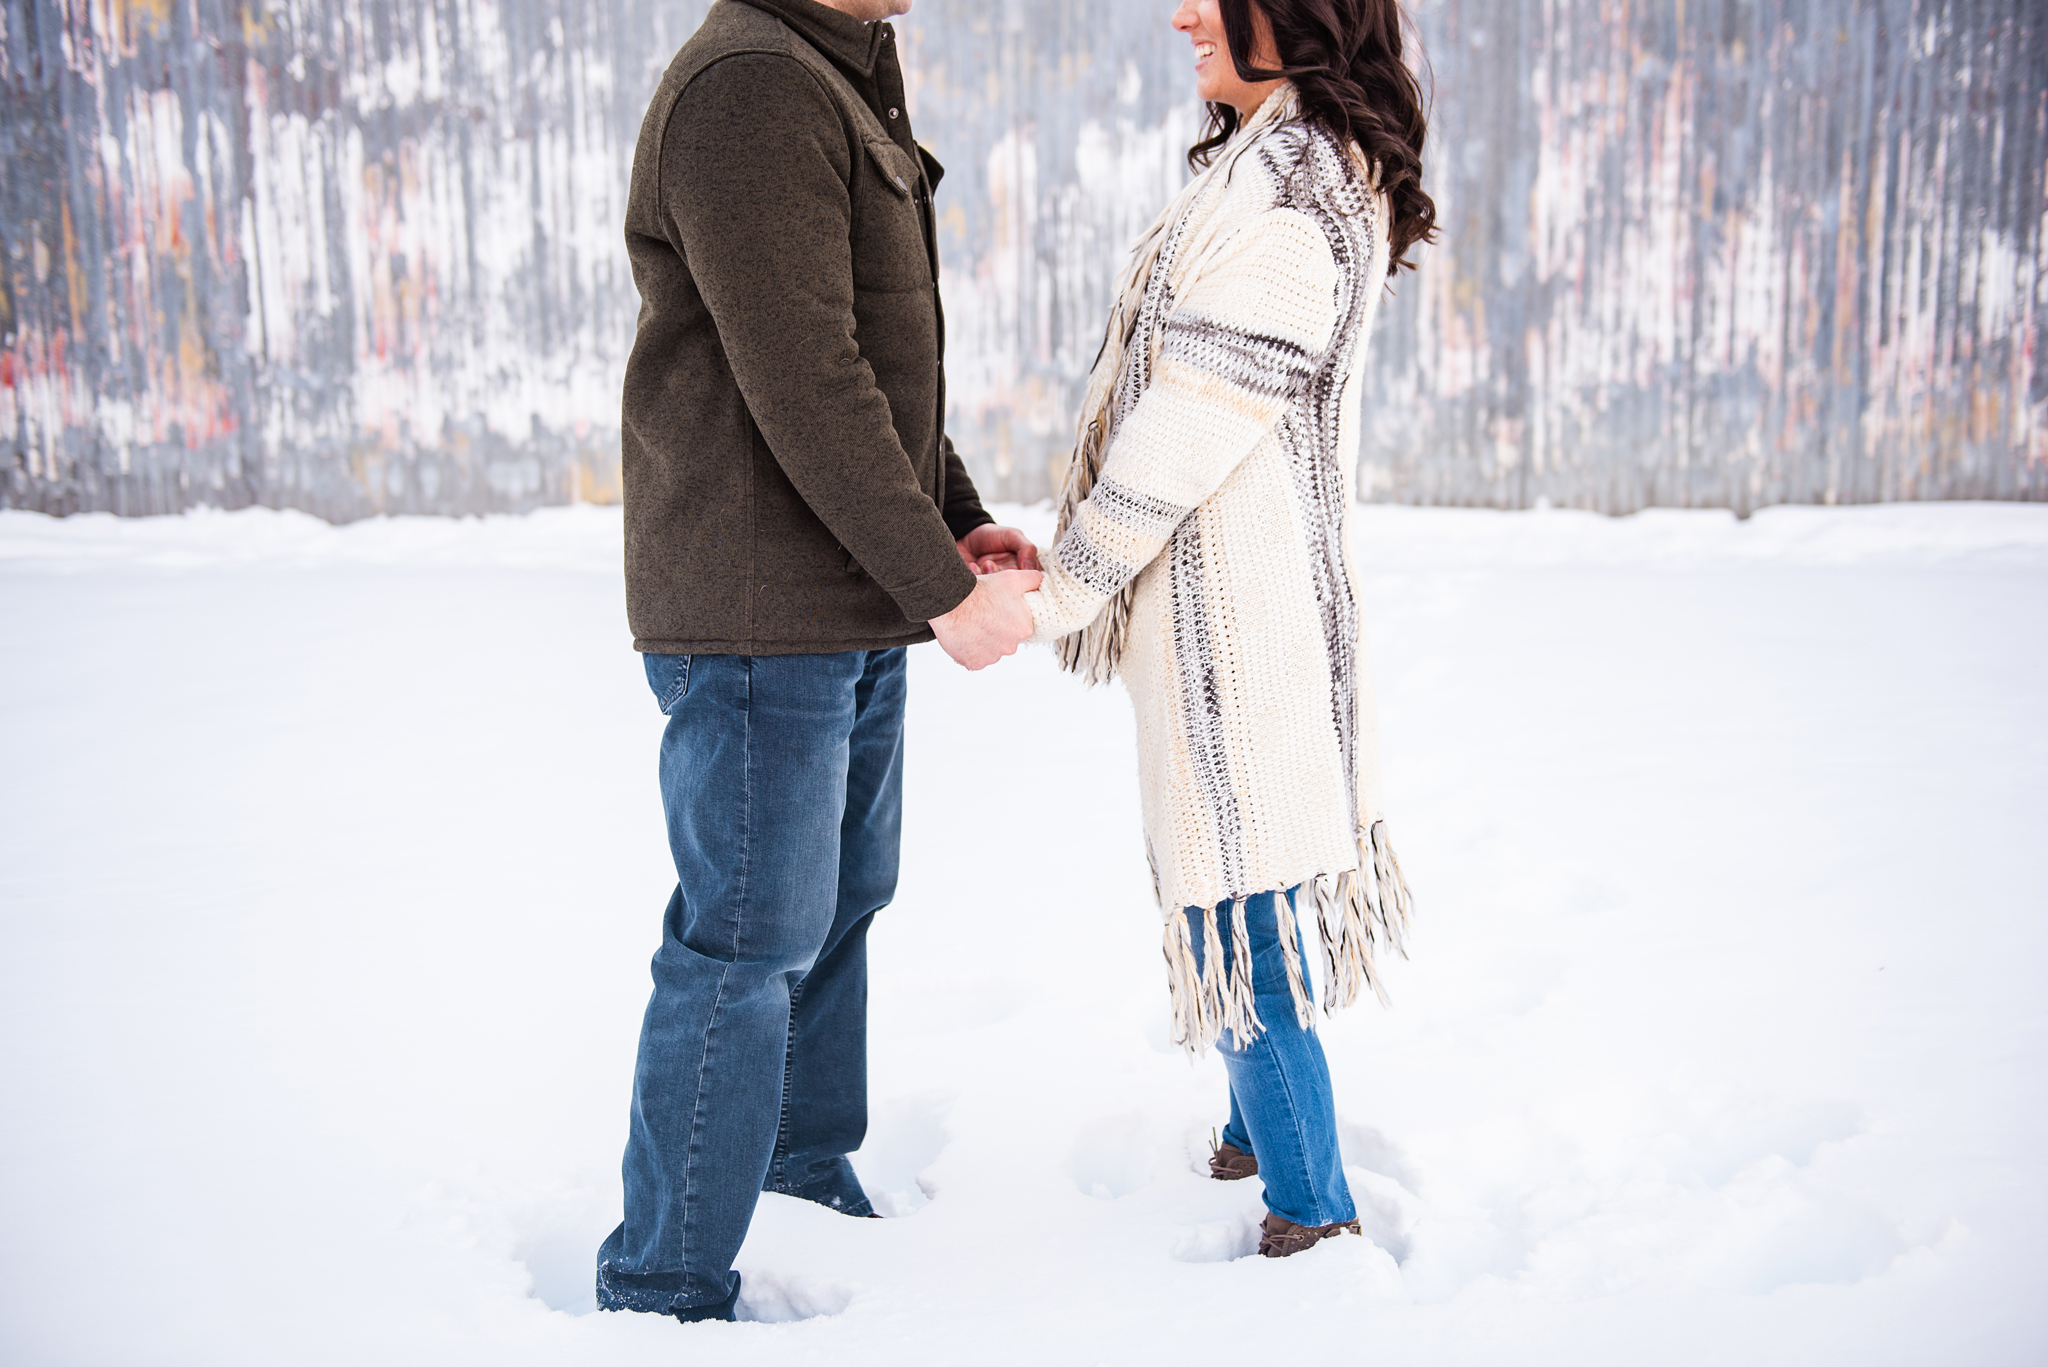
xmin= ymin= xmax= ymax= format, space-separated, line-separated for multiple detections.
xmin=643 ymin=653 xmax=692 ymax=714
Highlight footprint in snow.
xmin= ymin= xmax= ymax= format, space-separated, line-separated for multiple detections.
xmin=735 ymin=1268 xmax=856 ymax=1323
xmin=1171 ymin=1211 xmax=1262 ymax=1262
xmin=851 ymin=1090 xmax=953 ymax=1215
xmin=1068 ymin=1113 xmax=1156 ymax=1200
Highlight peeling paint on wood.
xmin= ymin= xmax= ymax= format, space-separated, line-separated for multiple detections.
xmin=0 ymin=0 xmax=688 ymax=517
xmin=1366 ymin=0 xmax=2048 ymax=512
xmin=1 ymin=0 xmax=2041 ymax=519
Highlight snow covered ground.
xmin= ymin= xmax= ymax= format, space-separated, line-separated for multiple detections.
xmin=2 ymin=500 xmax=2045 ymax=1365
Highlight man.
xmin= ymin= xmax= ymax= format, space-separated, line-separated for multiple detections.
xmin=595 ymin=0 xmax=1042 ymax=1326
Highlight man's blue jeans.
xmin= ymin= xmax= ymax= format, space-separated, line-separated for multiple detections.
xmin=1189 ymin=888 xmax=1357 ymax=1230
xmin=596 ymin=649 xmax=905 ymax=1320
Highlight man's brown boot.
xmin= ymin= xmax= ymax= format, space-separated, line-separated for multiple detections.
xmin=1207 ymin=1141 xmax=1259 ymax=1181
xmin=1256 ymin=1211 xmax=1362 ymax=1258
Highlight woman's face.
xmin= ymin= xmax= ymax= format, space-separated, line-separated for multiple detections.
xmin=1171 ymin=0 xmax=1284 ymax=116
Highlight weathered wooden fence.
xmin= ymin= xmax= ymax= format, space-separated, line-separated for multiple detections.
xmin=1367 ymin=0 xmax=2048 ymax=512
xmin=2 ymin=0 xmax=2042 ymax=518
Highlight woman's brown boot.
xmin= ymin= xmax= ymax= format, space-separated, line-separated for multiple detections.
xmin=1207 ymin=1141 xmax=1259 ymax=1181
xmin=1256 ymin=1211 xmax=1362 ymax=1258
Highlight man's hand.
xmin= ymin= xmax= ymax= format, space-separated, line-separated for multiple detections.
xmin=930 ymin=569 xmax=1042 ymax=670
xmin=957 ymin=524 xmax=1042 ymax=576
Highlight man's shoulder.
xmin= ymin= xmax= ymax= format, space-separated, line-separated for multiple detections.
xmin=630 ymin=3 xmax=860 ymax=212
xmin=657 ymin=1 xmax=835 ymax=107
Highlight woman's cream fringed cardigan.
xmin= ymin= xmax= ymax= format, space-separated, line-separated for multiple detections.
xmin=1023 ymin=87 xmax=1414 ymax=1054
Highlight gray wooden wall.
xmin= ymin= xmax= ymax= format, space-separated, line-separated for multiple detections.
xmin=1368 ymin=0 xmax=2048 ymax=513
xmin=2 ymin=0 xmax=2042 ymax=519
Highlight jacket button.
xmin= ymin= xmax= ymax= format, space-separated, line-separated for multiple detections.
xmin=888 ymin=107 xmax=899 ymax=118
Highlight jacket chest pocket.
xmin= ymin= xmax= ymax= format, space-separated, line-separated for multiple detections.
xmin=852 ymin=136 xmax=931 ymax=294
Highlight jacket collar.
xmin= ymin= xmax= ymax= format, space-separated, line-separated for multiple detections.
xmin=728 ymin=0 xmax=885 ymax=76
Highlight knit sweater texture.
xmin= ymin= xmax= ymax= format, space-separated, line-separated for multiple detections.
xmin=1024 ymin=88 xmax=1413 ymax=1050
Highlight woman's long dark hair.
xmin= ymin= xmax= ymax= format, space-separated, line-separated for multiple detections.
xmin=1189 ymin=0 xmax=1436 ymax=274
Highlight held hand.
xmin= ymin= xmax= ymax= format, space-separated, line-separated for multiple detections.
xmin=956 ymin=525 xmax=1042 ymax=576
xmin=929 ymin=569 xmax=1043 ymax=671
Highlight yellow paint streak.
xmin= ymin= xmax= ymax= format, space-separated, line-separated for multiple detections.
xmin=113 ymin=0 xmax=174 ymax=51
xmin=178 ymin=293 xmax=208 ymax=392
xmin=576 ymin=449 xmax=622 ymax=505
xmin=241 ymin=4 xmax=272 ymax=46
xmin=1969 ymin=386 xmax=2004 ymax=444
xmin=60 ymin=201 xmax=88 ymax=337
xmin=348 ymin=446 xmax=389 ymax=515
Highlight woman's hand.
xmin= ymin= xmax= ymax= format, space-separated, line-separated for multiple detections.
xmin=956 ymin=524 xmax=1042 ymax=576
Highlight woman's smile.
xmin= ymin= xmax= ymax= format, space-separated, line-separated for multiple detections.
xmin=1172 ymin=0 xmax=1283 ymax=116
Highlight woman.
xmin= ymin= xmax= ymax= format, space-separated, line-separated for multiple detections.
xmin=1023 ymin=0 xmax=1435 ymax=1258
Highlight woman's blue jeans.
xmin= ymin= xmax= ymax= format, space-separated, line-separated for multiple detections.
xmin=596 ymin=649 xmax=906 ymax=1320
xmin=1188 ymin=888 xmax=1356 ymax=1229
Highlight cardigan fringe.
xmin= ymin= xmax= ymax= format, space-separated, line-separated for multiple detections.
xmin=1164 ymin=820 xmax=1414 ymax=1054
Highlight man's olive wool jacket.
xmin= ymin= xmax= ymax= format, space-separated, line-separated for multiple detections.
xmin=622 ymin=0 xmax=992 ymax=655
